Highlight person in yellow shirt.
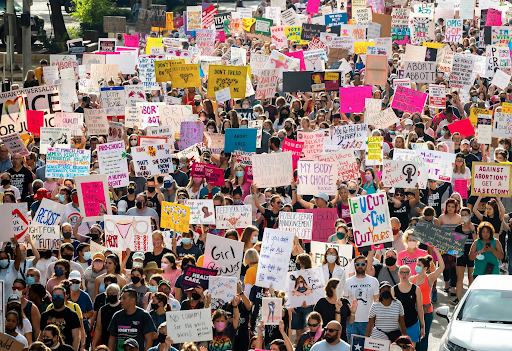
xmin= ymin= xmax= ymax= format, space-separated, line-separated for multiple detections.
xmin=34 ymin=59 xmax=48 ymax=85
xmin=243 ymin=248 xmax=259 ymax=296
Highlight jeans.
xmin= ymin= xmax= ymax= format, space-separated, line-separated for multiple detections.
xmin=418 ymin=312 xmax=433 ymax=351
xmin=347 ymin=321 xmax=368 ymax=343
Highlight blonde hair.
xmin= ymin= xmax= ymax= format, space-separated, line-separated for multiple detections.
xmin=244 ymin=248 xmax=259 ymax=266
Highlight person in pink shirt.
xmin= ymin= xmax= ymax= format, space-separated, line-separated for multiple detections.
xmin=160 ymin=254 xmax=180 ymax=295
xmin=397 ymin=230 xmax=428 ymax=276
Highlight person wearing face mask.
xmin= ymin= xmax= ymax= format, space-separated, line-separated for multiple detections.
xmin=320 ymin=249 xmax=346 ymax=293
xmin=121 ymin=267 xmax=148 ymax=307
xmin=158 ymin=254 xmax=179 ymax=293
xmin=126 ymin=194 xmax=160 ymax=228
xmin=12 ymin=278 xmax=41 ymax=341
xmin=365 ymin=281 xmax=406 ymax=342
xmin=148 ymin=293 xmax=172 ymax=346
xmin=42 ymin=323 xmax=75 ymax=351
xmin=185 ymin=173 xmax=204 ymax=199
xmin=208 ymin=300 xmax=239 ymax=351
xmin=74 ymin=243 xmax=91 ymax=272
xmin=145 ymin=177 xmax=164 ymax=216
xmin=412 ymin=249 xmax=443 ymax=351
xmin=0 ymin=236 xmax=22 ymax=300
xmin=119 ymin=181 xmax=138 ymax=210
xmin=84 ymin=253 xmax=106 ymax=299
xmin=4 ymin=310 xmax=29 ymax=350
xmin=147 ymin=322 xmax=177 ymax=351
xmin=40 ymin=286 xmax=81 ymax=351
xmin=6 ymin=152 xmax=35 ymax=200
xmin=397 ymin=230 xmax=428 ymax=276
xmin=46 ymin=260 xmax=71 ymax=294
xmin=0 ymin=172 xmax=21 ymax=201
xmin=45 ymin=243 xmax=85 ymax=284
xmin=366 ymin=248 xmax=400 ymax=286
xmin=67 ymin=271 xmax=93 ymax=349
xmin=180 ymin=286 xmax=209 ymax=310
xmin=172 ymin=232 xmax=202 ymax=260
xmin=452 ymin=208 xmax=476 ymax=306
xmin=92 ymin=283 xmax=121 ymax=351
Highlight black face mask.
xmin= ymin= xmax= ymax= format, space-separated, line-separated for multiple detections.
xmin=34 ymin=138 xmax=40 ymax=143
xmin=62 ymin=254 xmax=73 ymax=261
xmin=385 ymin=257 xmax=397 ymax=267
xmin=381 ymin=290 xmax=392 ymax=300
xmin=151 ymin=303 xmax=159 ymax=310
xmin=1 ymin=179 xmax=10 ymax=186
xmin=157 ymin=176 xmax=164 ymax=183
xmin=348 ymin=188 xmax=357 ymax=194
xmin=127 ymin=187 xmax=135 ymax=194
xmin=501 ymin=97 xmax=507 ymax=102
xmin=354 ymin=115 xmax=361 ymax=122
xmin=62 ymin=232 xmax=72 ymax=239
xmin=43 ymin=338 xmax=53 ymax=347
xmin=107 ymin=295 xmax=118 ymax=304
xmin=53 ymin=296 xmax=65 ymax=309
xmin=147 ymin=186 xmax=155 ymax=193
xmin=191 ymin=292 xmax=202 ymax=300
xmin=41 ymin=251 xmax=52 ymax=259
xmin=158 ymin=333 xmax=167 ymax=344
xmin=194 ymin=101 xmax=201 ymax=106
xmin=131 ymin=276 xmax=141 ymax=284
xmin=136 ymin=201 xmax=144 ymax=210
xmin=89 ymin=233 xmax=100 ymax=241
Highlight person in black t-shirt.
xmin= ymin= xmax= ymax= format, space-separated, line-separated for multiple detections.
xmin=40 ymin=286 xmax=81 ymax=350
xmin=42 ymin=324 xmax=75 ymax=351
xmin=420 ymin=180 xmax=451 ymax=218
xmin=7 ymin=153 xmax=35 ymax=200
xmin=252 ymin=184 xmax=282 ymax=228
xmin=460 ymin=140 xmax=479 ymax=171
xmin=389 ymin=186 xmax=419 ymax=232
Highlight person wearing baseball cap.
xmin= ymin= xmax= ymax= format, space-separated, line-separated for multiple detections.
xmin=122 ymin=338 xmax=139 ymax=351
xmin=84 ymin=253 xmax=106 ymax=297
xmin=459 ymin=140 xmax=479 ymax=171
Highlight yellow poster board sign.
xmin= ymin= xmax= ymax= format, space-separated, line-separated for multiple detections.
xmin=154 ymin=59 xmax=185 ymax=82
xmin=469 ymin=107 xmax=492 ymax=127
xmin=161 ymin=202 xmax=190 ymax=232
xmin=169 ymin=64 xmax=201 ymax=88
xmin=207 ymin=65 xmax=248 ymax=99
xmin=145 ymin=37 xmax=163 ymax=54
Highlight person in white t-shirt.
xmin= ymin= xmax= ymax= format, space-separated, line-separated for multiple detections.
xmin=4 ymin=310 xmax=29 ymax=350
xmin=343 ymin=255 xmax=379 ymax=342
xmin=0 ymin=172 xmax=21 ymax=201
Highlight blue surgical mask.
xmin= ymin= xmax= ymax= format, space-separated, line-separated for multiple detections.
xmin=279 ymin=136 xmax=284 ymax=141
xmin=83 ymin=252 xmax=91 ymax=260
xmin=149 ymin=286 xmax=157 ymax=293
xmin=240 ymin=125 xmax=248 ymax=129
xmin=0 ymin=259 xmax=9 ymax=268
xmin=440 ymin=130 xmax=445 ymax=136
xmin=181 ymin=238 xmax=192 ymax=245
xmin=251 ymin=236 xmax=258 ymax=243
xmin=58 ymin=194 xmax=66 ymax=203
xmin=472 ymin=96 xmax=478 ymax=102
xmin=26 ymin=276 xmax=36 ymax=286
xmin=415 ymin=266 xmax=423 ymax=274
xmin=71 ymin=283 xmax=80 ymax=291
xmin=236 ymin=171 xmax=244 ymax=178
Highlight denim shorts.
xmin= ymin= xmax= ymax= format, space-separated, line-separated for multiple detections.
xmin=291 ymin=306 xmax=314 ymax=330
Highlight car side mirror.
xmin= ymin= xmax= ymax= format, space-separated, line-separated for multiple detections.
xmin=436 ymin=306 xmax=450 ymax=322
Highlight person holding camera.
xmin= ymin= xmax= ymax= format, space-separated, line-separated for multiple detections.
xmin=469 ymin=222 xmax=504 ymax=276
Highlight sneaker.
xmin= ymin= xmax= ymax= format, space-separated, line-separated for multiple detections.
xmin=432 ymin=289 xmax=438 ymax=302
xmin=450 ymin=298 xmax=460 ymax=306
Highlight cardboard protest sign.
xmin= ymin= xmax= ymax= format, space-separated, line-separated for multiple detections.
xmin=297 ymin=130 xmax=325 ymax=160
xmin=297 ymin=161 xmax=338 ymax=195
xmin=84 ymin=109 xmax=108 ymax=135
xmin=365 ymin=55 xmax=387 ymax=85
xmin=491 ymin=69 xmax=511 ymax=90
xmin=75 ymin=174 xmax=112 ymax=222
xmin=32 ymin=198 xmax=66 ymax=226
xmin=367 ymin=108 xmax=399 ymax=129
xmin=12 ymin=204 xmax=29 ymax=242
xmin=132 ymin=144 xmax=172 ymax=177
xmin=0 ymin=331 xmax=26 ymax=351
xmin=96 ymin=142 xmax=129 ymax=188
xmin=297 ymin=208 xmax=337 ymax=242
xmin=209 ymin=276 xmax=237 ymax=302
xmin=161 ymin=202 xmax=190 ymax=232
xmin=251 ymin=152 xmax=293 ymax=187
xmin=412 ymin=221 xmax=467 ymax=256
xmin=154 ymin=59 xmax=185 ymax=82
xmin=282 ymin=138 xmax=304 ymax=170
xmin=203 ymin=234 xmax=244 ymax=277
xmin=471 ymin=162 xmax=512 ymax=197
xmin=215 ymin=205 xmax=251 ymax=229
xmin=224 ymin=128 xmax=257 ymax=153
xmin=261 ymin=298 xmax=282 ymax=325
xmin=256 ymin=228 xmax=295 ymax=290
xmin=0 ymin=133 xmax=29 ymax=157
xmin=0 ymin=204 xmax=15 ymax=241
xmin=382 ymin=160 xmax=419 ymax=188
xmin=447 ymin=118 xmax=475 ymax=137
xmin=39 ymin=127 xmax=71 ymax=154
xmin=391 ymin=85 xmax=427 ymax=114
xmin=286 ymin=267 xmax=325 ymax=308
xmin=417 ymin=149 xmax=455 ymax=182
xmin=169 ymin=64 xmax=201 ymax=88
xmin=331 ymin=124 xmax=368 ymax=150
xmin=339 ymin=86 xmax=372 ymax=113
xmin=315 ymin=150 xmax=359 ymax=181
xmin=403 ymin=61 xmax=436 ymax=83
xmin=349 ymin=192 xmax=393 ymax=248
xmin=182 ymin=266 xmax=217 ymax=289
xmin=278 ymin=212 xmax=313 ymax=239
xmin=104 ymin=215 xmax=152 ymax=251
xmin=207 ymin=65 xmax=248 ymax=99
xmin=28 ymin=225 xmax=60 ymax=250
xmin=46 ymin=148 xmax=90 ymax=178
xmin=366 ymin=136 xmax=383 ymax=166
xmin=166 ymin=309 xmax=213 ymax=343
xmin=450 ymin=54 xmax=475 ymax=89
xmin=183 ymin=199 xmax=215 ymax=225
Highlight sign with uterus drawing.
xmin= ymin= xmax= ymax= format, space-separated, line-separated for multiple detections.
xmin=104 ymin=215 xmax=153 ymax=252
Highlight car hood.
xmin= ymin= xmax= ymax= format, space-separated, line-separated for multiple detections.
xmin=448 ymin=321 xmax=512 ymax=350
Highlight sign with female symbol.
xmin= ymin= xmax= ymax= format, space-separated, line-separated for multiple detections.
xmin=383 ymin=160 xmax=419 ymax=188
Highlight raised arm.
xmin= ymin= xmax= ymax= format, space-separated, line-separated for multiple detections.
xmin=427 ymin=247 xmax=445 ymax=285
xmin=473 ymin=196 xmax=483 ymax=221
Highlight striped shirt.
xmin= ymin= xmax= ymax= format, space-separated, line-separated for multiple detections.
xmin=368 ymin=300 xmax=404 ymax=340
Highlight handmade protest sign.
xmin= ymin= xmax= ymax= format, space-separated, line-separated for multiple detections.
xmin=0 ymin=133 xmax=29 ymax=157
xmin=339 ymin=86 xmax=372 ymax=113
xmin=297 ymin=130 xmax=325 ymax=160
xmin=282 ymin=138 xmax=304 ymax=170
xmin=84 ymin=109 xmax=108 ymax=135
xmin=54 ymin=112 xmax=83 ymax=137
xmin=297 ymin=208 xmax=338 ymax=242
xmin=28 ymin=225 xmax=60 ymax=250
xmin=132 ymin=144 xmax=172 ymax=177
xmin=45 ymin=148 xmax=90 ymax=178
xmin=366 ymin=136 xmax=383 ymax=166
xmin=297 ymin=161 xmax=338 ymax=195
xmin=97 ymin=142 xmax=129 ymax=188
xmin=32 ymin=198 xmax=66 ymax=226
xmin=429 ymin=84 xmax=446 ymax=109
xmin=450 ymin=54 xmax=475 ymax=89
xmin=310 ymin=241 xmax=353 ymax=270
xmin=403 ymin=61 xmax=436 ymax=83
xmin=180 ymin=121 xmax=203 ymax=150
xmin=349 ymin=192 xmax=393 ymax=248
xmin=367 ymin=108 xmax=399 ymax=130
xmin=350 ymin=336 xmax=390 ymax=351
xmin=493 ymin=112 xmax=512 ymax=138
xmin=209 ymin=276 xmax=237 ymax=302
xmin=331 ymin=124 xmax=368 ymax=150
xmin=417 ymin=149 xmax=455 ymax=182
xmin=0 ymin=204 xmax=15 ymax=241
xmin=315 ymin=150 xmax=359 ymax=181
xmin=166 ymin=309 xmax=213 ymax=344
xmin=39 ymin=127 xmax=71 ymax=154
xmin=182 ymin=266 xmax=218 ymax=289
xmin=207 ymin=65 xmax=248 ymax=99
xmin=471 ymin=162 xmax=512 ymax=197
xmin=215 ymin=205 xmax=251 ymax=229
xmin=224 ymin=128 xmax=257 ymax=152
xmin=26 ymin=110 xmax=44 ymax=133
xmin=382 ymin=160 xmax=419 ymax=188
xmin=286 ymin=267 xmax=325 ymax=308
xmin=104 ymin=215 xmax=152 ymax=251
xmin=454 ymin=179 xmax=468 ymax=199
xmin=75 ymin=174 xmax=112 ymax=222
xmin=278 ymin=212 xmax=313 ymax=239
xmin=445 ymin=19 xmax=462 ymax=43
xmin=256 ymin=228 xmax=295 ymax=290
xmin=161 ymin=202 xmax=190 ymax=232
xmin=391 ymin=85 xmax=427 ymax=114
xmin=169 ymin=64 xmax=201 ymax=88
xmin=256 ymin=68 xmax=279 ymax=99
xmin=183 ymin=199 xmax=215 ymax=225
xmin=412 ymin=221 xmax=467 ymax=256
xmin=251 ymin=152 xmax=293 ymax=187
xmin=203 ymin=234 xmax=244 ymax=277
xmin=12 ymin=204 xmax=29 ymax=242
xmin=261 ymin=298 xmax=282 ymax=325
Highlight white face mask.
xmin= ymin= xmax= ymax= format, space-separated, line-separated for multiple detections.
xmin=208 ymin=128 xmax=215 ymax=133
xmin=462 ymin=216 xmax=470 ymax=223
xmin=326 ymin=255 xmax=336 ymax=263
xmin=407 ymin=241 xmax=417 ymax=249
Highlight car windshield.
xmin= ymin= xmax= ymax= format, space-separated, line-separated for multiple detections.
xmin=0 ymin=0 xmax=23 ymax=12
xmin=457 ymin=290 xmax=512 ymax=323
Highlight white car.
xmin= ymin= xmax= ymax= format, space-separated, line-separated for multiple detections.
xmin=437 ymin=275 xmax=512 ymax=351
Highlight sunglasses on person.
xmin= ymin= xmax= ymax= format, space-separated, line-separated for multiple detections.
xmin=395 ymin=193 xmax=404 ymax=197
xmin=399 ymin=271 xmax=410 ymax=275
xmin=355 ymin=263 xmax=367 ymax=267
xmin=92 ymin=155 xmax=98 ymax=158
xmin=307 ymin=322 xmax=319 ymax=327
xmin=12 ymin=287 xmax=23 ymax=291
xmin=325 ymin=328 xmax=340 ymax=333
xmin=52 ymin=295 xmax=64 ymax=300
